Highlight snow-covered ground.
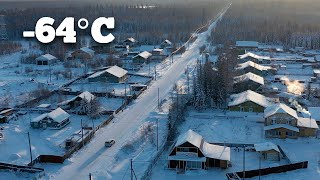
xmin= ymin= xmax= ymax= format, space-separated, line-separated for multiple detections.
xmin=0 ymin=112 xmax=108 ymax=165
xmin=22 ymin=4 xmax=232 ymax=180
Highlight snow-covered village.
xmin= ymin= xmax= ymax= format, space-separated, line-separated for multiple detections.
xmin=1 ymin=0 xmax=320 ymax=179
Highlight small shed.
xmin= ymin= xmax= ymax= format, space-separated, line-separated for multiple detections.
xmin=254 ymin=142 xmax=280 ymax=161
xmin=36 ymin=54 xmax=58 ymax=65
xmin=160 ymin=40 xmax=172 ymax=48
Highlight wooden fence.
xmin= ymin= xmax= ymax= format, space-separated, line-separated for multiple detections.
xmin=227 ymin=161 xmax=308 ymax=179
xmin=0 ymin=162 xmax=44 ymax=173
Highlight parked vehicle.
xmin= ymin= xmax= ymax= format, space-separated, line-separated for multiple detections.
xmin=105 ymin=139 xmax=115 ymax=147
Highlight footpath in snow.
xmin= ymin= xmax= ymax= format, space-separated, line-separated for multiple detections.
xmin=44 ymin=4 xmax=231 ymax=180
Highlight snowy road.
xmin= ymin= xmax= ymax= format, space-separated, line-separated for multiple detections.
xmin=49 ymin=5 xmax=230 ymax=180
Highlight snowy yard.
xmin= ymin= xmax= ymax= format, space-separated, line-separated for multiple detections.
xmin=0 ymin=112 xmax=109 ymax=165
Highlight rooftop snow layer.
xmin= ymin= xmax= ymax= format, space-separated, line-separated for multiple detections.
xmin=36 ymin=54 xmax=57 ymax=61
xmin=228 ymin=90 xmax=274 ymax=108
xmin=235 ymin=61 xmax=272 ymax=71
xmin=254 ymin=142 xmax=280 ymax=152
xmin=134 ymin=51 xmax=152 ymax=59
xmin=239 ymin=52 xmax=270 ymax=60
xmin=106 ymin=65 xmax=128 ymax=78
xmin=48 ymin=107 xmax=70 ymax=123
xmin=264 ymin=103 xmax=298 ymax=119
xmin=233 ymin=72 xmax=264 ymax=85
xmin=297 ymin=118 xmax=319 ymax=129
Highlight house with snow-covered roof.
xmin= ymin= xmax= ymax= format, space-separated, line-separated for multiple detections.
xmin=254 ymin=142 xmax=281 ymax=161
xmin=228 ymin=90 xmax=276 ymax=112
xmin=235 ymin=61 xmax=276 ymax=76
xmin=31 ymin=107 xmax=70 ymax=129
xmin=132 ymin=51 xmax=152 ymax=64
xmin=233 ymin=72 xmax=264 ymax=93
xmin=168 ymin=129 xmax=231 ymax=170
xmin=58 ymin=91 xmax=95 ymax=110
xmin=88 ymin=65 xmax=128 ymax=83
xmin=160 ymin=39 xmax=173 ymax=49
xmin=264 ymin=103 xmax=318 ymax=139
xmin=71 ymin=47 xmax=95 ymax=60
xmin=123 ymin=37 xmax=138 ymax=47
xmin=36 ymin=54 xmax=58 ymax=65
xmin=238 ymin=52 xmax=271 ymax=64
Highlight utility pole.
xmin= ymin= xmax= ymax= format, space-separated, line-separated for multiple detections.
xmin=187 ymin=65 xmax=190 ymax=94
xmin=157 ymin=118 xmax=159 ymax=151
xmin=81 ymin=119 xmax=84 ymax=147
xmin=89 ymin=173 xmax=92 ymax=180
xmin=154 ymin=65 xmax=157 ymax=80
xmin=27 ymin=132 xmax=33 ymax=165
xmin=158 ymin=88 xmax=160 ymax=110
xmin=259 ymin=155 xmax=261 ymax=180
xmin=243 ymin=145 xmax=246 ymax=179
xmin=130 ymin=159 xmax=133 ymax=180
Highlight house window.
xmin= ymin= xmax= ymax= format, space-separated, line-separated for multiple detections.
xmin=249 ymin=107 xmax=254 ymax=112
xmin=271 ymin=119 xmax=276 ymax=125
xmin=177 ymin=147 xmax=191 ymax=152
xmin=286 ymin=119 xmax=291 ymax=125
xmin=240 ymin=107 xmax=244 ymax=112
xmin=186 ymin=161 xmax=202 ymax=169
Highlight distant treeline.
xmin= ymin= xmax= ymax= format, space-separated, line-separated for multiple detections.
xmin=2 ymin=0 xmax=227 ymax=45
xmin=212 ymin=0 xmax=320 ymax=49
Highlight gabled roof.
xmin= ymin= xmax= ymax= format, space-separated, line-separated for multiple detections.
xmin=254 ymin=142 xmax=280 ymax=153
xmin=264 ymin=124 xmax=299 ymax=132
xmin=162 ymin=39 xmax=172 ymax=45
xmin=176 ymin=129 xmax=203 ymax=148
xmin=174 ymin=130 xmax=230 ymax=161
xmin=32 ymin=113 xmax=48 ymax=123
xmin=36 ymin=54 xmax=57 ymax=61
xmin=228 ymin=90 xmax=274 ymax=108
xmin=297 ymin=117 xmax=319 ymax=129
xmin=234 ymin=72 xmax=264 ymax=85
xmin=264 ymin=103 xmax=298 ymax=119
xmin=105 ymin=65 xmax=128 ymax=78
xmin=58 ymin=91 xmax=95 ymax=106
xmin=235 ymin=61 xmax=272 ymax=71
xmin=134 ymin=51 xmax=152 ymax=60
xmin=48 ymin=108 xmax=70 ymax=123
xmin=124 ymin=37 xmax=137 ymax=43
xmin=236 ymin=41 xmax=258 ymax=48
xmin=80 ymin=47 xmax=95 ymax=55
xmin=78 ymin=91 xmax=95 ymax=102
xmin=239 ymin=52 xmax=270 ymax=61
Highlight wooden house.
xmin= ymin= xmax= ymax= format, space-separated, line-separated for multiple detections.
xmin=36 ymin=54 xmax=58 ymax=65
xmin=168 ymin=129 xmax=231 ymax=170
xmin=31 ymin=108 xmax=70 ymax=129
xmin=233 ymin=72 xmax=264 ymax=93
xmin=132 ymin=51 xmax=152 ymax=64
xmin=88 ymin=65 xmax=128 ymax=83
xmin=254 ymin=142 xmax=281 ymax=161
xmin=228 ymin=90 xmax=275 ymax=112
xmin=71 ymin=47 xmax=95 ymax=60
xmin=264 ymin=103 xmax=318 ymax=139
xmin=235 ymin=61 xmax=276 ymax=76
